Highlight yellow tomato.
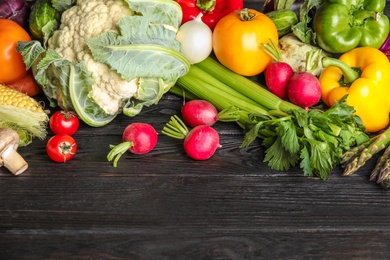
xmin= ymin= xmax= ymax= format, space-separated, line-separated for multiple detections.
xmin=212 ymin=9 xmax=278 ymax=76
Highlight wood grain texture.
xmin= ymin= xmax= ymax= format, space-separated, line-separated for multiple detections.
xmin=1 ymin=1 xmax=390 ymax=259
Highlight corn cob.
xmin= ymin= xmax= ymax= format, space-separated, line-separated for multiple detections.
xmin=0 ymin=84 xmax=49 ymax=146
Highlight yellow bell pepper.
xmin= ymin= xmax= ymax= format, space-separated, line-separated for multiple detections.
xmin=320 ymin=47 xmax=390 ymax=133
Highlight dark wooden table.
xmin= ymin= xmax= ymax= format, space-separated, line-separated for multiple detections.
xmin=2 ymin=1 xmax=390 ymax=259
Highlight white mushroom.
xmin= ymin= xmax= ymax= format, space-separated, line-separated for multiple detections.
xmin=0 ymin=128 xmax=28 ymax=175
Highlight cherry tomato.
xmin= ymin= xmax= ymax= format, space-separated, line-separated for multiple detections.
xmin=0 ymin=18 xmax=31 ymax=84
xmin=46 ymin=134 xmax=77 ymax=163
xmin=212 ymin=9 xmax=278 ymax=76
xmin=50 ymin=111 xmax=80 ymax=136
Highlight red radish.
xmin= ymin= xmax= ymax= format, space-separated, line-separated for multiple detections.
xmin=286 ymin=72 xmax=321 ymax=110
xmin=184 ymin=125 xmax=221 ymax=160
xmin=286 ymin=50 xmax=323 ymax=110
xmin=261 ymin=38 xmax=294 ymax=99
xmin=264 ymin=62 xmax=294 ymax=99
xmin=182 ymin=100 xmax=218 ymax=127
xmin=122 ymin=123 xmax=158 ymax=154
xmin=162 ymin=115 xmax=221 ymax=160
xmin=107 ymin=123 xmax=158 ymax=167
xmin=181 ymin=99 xmax=240 ymax=127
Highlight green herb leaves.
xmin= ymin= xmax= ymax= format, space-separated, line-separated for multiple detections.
xmin=242 ymin=98 xmax=369 ymax=180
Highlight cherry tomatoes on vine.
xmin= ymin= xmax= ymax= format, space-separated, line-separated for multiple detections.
xmin=46 ymin=134 xmax=77 ymax=163
xmin=0 ymin=18 xmax=31 ymax=84
xmin=49 ymin=111 xmax=80 ymax=136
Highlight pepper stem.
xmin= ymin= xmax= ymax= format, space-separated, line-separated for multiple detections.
xmin=196 ymin=0 xmax=216 ymax=12
xmin=352 ymin=10 xmax=381 ymax=24
xmin=322 ymin=57 xmax=360 ymax=84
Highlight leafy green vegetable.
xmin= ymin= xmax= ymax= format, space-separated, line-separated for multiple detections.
xmin=291 ymin=0 xmax=323 ymax=44
xmin=85 ymin=16 xmax=188 ymax=83
xmin=51 ymin=0 xmax=76 ymax=12
xmin=18 ymin=0 xmax=189 ymax=127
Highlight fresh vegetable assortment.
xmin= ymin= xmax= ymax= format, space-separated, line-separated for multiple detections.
xmin=174 ymin=57 xmax=369 ymax=180
xmin=1 ymin=0 xmax=390 ymax=190
xmin=18 ymin=0 xmax=190 ymax=127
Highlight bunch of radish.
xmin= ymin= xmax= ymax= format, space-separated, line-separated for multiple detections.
xmin=262 ymin=39 xmax=322 ymax=110
xmin=162 ymin=100 xmax=224 ymax=161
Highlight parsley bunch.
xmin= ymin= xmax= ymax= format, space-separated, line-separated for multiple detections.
xmin=242 ymin=98 xmax=369 ymax=180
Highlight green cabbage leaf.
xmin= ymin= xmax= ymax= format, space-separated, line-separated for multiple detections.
xmin=18 ymin=0 xmax=189 ymax=127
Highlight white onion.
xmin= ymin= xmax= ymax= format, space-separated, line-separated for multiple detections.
xmin=176 ymin=13 xmax=213 ymax=64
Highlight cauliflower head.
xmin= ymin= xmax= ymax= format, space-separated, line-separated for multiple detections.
xmin=48 ymin=0 xmax=136 ymax=115
xmin=20 ymin=0 xmax=189 ymax=127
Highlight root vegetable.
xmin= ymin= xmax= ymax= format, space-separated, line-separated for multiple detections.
xmin=286 ymin=49 xmax=322 ymax=109
xmin=286 ymin=72 xmax=321 ymax=110
xmin=0 ymin=128 xmax=28 ymax=175
xmin=176 ymin=13 xmax=213 ymax=64
xmin=261 ymin=38 xmax=294 ymax=99
xmin=181 ymin=100 xmax=240 ymax=127
xmin=182 ymin=100 xmax=218 ymax=127
xmin=278 ymin=34 xmax=329 ymax=77
xmin=184 ymin=125 xmax=221 ymax=161
xmin=107 ymin=123 xmax=158 ymax=167
xmin=162 ymin=115 xmax=221 ymax=160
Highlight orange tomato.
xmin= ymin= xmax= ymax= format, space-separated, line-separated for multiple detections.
xmin=212 ymin=9 xmax=278 ymax=76
xmin=0 ymin=19 xmax=31 ymax=84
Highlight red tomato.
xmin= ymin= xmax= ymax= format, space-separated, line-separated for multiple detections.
xmin=50 ymin=111 xmax=80 ymax=136
xmin=7 ymin=70 xmax=42 ymax=96
xmin=46 ymin=134 xmax=77 ymax=163
xmin=0 ymin=18 xmax=31 ymax=84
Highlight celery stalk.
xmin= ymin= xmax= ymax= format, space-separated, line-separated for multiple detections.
xmin=181 ymin=66 xmax=266 ymax=109
xmin=196 ymin=57 xmax=300 ymax=112
xmin=176 ymin=67 xmax=269 ymax=115
xmin=169 ymin=84 xmax=199 ymax=100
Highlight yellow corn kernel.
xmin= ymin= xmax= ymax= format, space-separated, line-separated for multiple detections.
xmin=0 ymin=84 xmax=43 ymax=112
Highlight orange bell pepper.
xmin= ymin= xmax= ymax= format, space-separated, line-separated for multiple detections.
xmin=319 ymin=47 xmax=390 ymax=133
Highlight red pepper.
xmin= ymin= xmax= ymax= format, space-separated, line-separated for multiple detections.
xmin=175 ymin=0 xmax=244 ymax=31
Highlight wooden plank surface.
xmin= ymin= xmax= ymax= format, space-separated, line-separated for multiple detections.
xmin=1 ymin=1 xmax=390 ymax=259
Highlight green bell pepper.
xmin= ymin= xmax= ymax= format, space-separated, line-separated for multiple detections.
xmin=313 ymin=0 xmax=390 ymax=54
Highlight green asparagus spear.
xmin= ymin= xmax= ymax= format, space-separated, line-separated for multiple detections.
xmin=342 ymin=128 xmax=390 ymax=176
xmin=370 ymin=145 xmax=390 ymax=183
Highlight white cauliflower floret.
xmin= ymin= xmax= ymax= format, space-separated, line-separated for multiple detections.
xmin=48 ymin=0 xmax=136 ymax=115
